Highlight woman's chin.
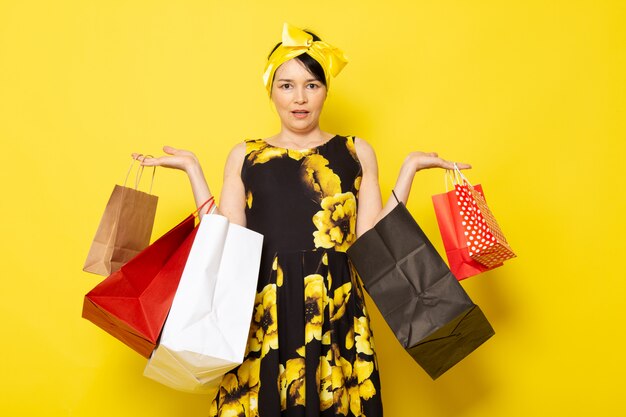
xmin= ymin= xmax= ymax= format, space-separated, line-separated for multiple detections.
xmin=285 ymin=119 xmax=318 ymax=132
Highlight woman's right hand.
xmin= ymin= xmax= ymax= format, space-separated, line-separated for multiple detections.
xmin=133 ymin=145 xmax=213 ymax=215
xmin=132 ymin=146 xmax=199 ymax=173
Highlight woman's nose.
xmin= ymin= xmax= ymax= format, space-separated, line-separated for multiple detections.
xmin=293 ymin=88 xmax=308 ymax=104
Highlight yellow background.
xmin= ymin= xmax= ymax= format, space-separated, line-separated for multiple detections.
xmin=1 ymin=0 xmax=624 ymax=415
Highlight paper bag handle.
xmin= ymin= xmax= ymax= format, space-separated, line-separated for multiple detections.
xmin=193 ymin=196 xmax=216 ymax=217
xmin=444 ymin=163 xmax=473 ymax=191
xmin=124 ymin=155 xmax=157 ymax=194
xmin=391 ymin=189 xmax=401 ymax=204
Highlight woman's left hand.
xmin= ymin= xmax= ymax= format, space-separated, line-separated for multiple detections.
xmin=405 ymin=151 xmax=471 ymax=172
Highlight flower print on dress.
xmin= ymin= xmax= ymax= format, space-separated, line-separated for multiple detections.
xmin=211 ymin=358 xmax=261 ymax=417
xmin=342 ymin=355 xmax=377 ymax=417
xmin=246 ymin=140 xmax=286 ymax=165
xmin=345 ymin=136 xmax=358 ymax=163
xmin=304 ymin=273 xmax=327 ymax=343
xmin=318 ymin=336 xmax=350 ymax=414
xmin=246 ymin=190 xmax=253 ymax=209
xmin=330 ymin=282 xmax=352 ymax=322
xmin=354 ymin=316 xmax=375 ymax=356
xmin=246 ymin=139 xmax=317 ymax=165
xmin=248 ymin=283 xmax=278 ymax=359
xmin=272 ymin=256 xmax=284 ymax=287
xmin=354 ymin=174 xmax=362 ymax=192
xmin=278 ymin=353 xmax=306 ymax=410
xmin=300 ymin=154 xmax=342 ymax=201
xmin=312 ymin=191 xmax=358 ymax=251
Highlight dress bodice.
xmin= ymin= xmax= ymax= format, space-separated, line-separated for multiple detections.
xmin=240 ymin=135 xmax=362 ymax=274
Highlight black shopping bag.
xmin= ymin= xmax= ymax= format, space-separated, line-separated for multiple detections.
xmin=346 ymin=198 xmax=494 ymax=379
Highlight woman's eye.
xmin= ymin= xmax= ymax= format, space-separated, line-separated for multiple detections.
xmin=279 ymin=83 xmax=292 ymax=89
xmin=307 ymin=83 xmax=319 ymax=89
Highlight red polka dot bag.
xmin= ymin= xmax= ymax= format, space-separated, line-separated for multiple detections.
xmin=432 ymin=166 xmax=516 ymax=279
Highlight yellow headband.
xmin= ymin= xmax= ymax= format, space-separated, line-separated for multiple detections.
xmin=263 ymin=23 xmax=348 ymax=96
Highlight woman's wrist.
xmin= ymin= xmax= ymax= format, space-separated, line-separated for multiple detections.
xmin=402 ymin=154 xmax=421 ymax=173
xmin=184 ymin=156 xmax=203 ymax=176
xmin=399 ymin=156 xmax=419 ymax=179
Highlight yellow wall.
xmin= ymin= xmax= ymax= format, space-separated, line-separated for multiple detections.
xmin=1 ymin=0 xmax=624 ymax=415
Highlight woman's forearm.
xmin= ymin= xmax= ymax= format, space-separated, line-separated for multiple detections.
xmin=389 ymin=159 xmax=416 ymax=205
xmin=185 ymin=160 xmax=213 ymax=214
xmin=370 ymin=151 xmax=467 ymax=226
xmin=373 ymin=159 xmax=417 ymax=224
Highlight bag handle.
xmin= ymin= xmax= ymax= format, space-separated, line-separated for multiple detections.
xmin=124 ymin=155 xmax=157 ymax=194
xmin=391 ymin=189 xmax=401 ymax=204
xmin=444 ymin=162 xmax=473 ymax=191
xmin=193 ymin=196 xmax=219 ymax=219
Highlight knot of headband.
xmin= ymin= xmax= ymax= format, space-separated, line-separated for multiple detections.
xmin=262 ymin=23 xmax=348 ymax=96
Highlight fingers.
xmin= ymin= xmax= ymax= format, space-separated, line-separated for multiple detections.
xmin=139 ymin=156 xmax=159 ymax=166
xmin=426 ymin=152 xmax=470 ymax=170
xmin=455 ymin=162 xmax=472 ymax=170
xmin=441 ymin=160 xmax=471 ymax=170
xmin=132 ymin=147 xmax=178 ymax=159
xmin=130 ymin=153 xmax=158 ymax=166
xmin=131 ymin=153 xmax=152 ymax=165
xmin=420 ymin=152 xmax=472 ymax=171
xmin=440 ymin=160 xmax=455 ymax=170
xmin=163 ymin=145 xmax=178 ymax=155
xmin=131 ymin=147 xmax=177 ymax=166
xmin=133 ymin=146 xmax=192 ymax=161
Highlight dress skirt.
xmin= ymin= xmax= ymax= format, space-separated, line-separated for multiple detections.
xmin=208 ymin=249 xmax=383 ymax=417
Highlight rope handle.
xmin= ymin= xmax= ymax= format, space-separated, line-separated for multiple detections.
xmin=124 ymin=155 xmax=157 ymax=194
xmin=193 ymin=196 xmax=218 ymax=217
xmin=194 ymin=196 xmax=213 ymax=216
xmin=444 ymin=162 xmax=473 ymax=191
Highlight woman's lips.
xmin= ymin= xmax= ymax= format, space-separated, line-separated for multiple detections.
xmin=291 ymin=110 xmax=310 ymax=119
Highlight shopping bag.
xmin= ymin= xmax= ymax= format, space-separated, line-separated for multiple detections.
xmin=82 ymin=199 xmax=213 ymax=358
xmin=346 ymin=195 xmax=494 ymax=379
xmin=144 ymin=211 xmax=263 ymax=393
xmin=462 ymin=180 xmax=516 ymax=268
xmin=83 ymin=158 xmax=158 ymax=276
xmin=432 ymin=167 xmax=515 ymax=278
xmin=433 ymin=182 xmax=497 ymax=280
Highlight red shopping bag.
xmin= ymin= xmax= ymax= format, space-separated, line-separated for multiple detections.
xmin=456 ymin=181 xmax=516 ymax=268
xmin=82 ymin=199 xmax=214 ymax=358
xmin=433 ymin=183 xmax=498 ymax=280
xmin=432 ymin=167 xmax=515 ymax=279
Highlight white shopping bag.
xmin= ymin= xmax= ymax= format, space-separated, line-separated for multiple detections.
xmin=143 ymin=212 xmax=263 ymax=394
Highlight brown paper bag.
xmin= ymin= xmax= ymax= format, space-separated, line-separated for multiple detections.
xmin=83 ymin=159 xmax=158 ymax=276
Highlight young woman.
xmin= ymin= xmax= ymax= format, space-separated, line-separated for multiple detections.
xmin=135 ymin=23 xmax=469 ymax=417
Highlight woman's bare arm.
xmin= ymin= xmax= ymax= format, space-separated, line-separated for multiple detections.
xmin=216 ymin=142 xmax=247 ymax=226
xmin=354 ymin=137 xmax=471 ymax=237
xmin=133 ymin=143 xmax=247 ymax=224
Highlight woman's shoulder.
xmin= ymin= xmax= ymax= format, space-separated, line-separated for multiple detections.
xmin=230 ymin=140 xmax=248 ymax=154
xmin=350 ymin=135 xmax=371 ymax=147
xmin=349 ymin=136 xmax=377 ymax=172
xmin=352 ymin=136 xmax=376 ymax=157
xmin=230 ymin=138 xmax=265 ymax=157
xmin=224 ymin=140 xmax=249 ymax=171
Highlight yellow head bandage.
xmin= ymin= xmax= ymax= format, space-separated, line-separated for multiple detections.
xmin=262 ymin=23 xmax=348 ymax=96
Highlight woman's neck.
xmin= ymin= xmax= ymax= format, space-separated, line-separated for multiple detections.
xmin=270 ymin=127 xmax=334 ymax=148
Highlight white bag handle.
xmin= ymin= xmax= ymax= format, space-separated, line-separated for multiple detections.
xmin=444 ymin=162 xmax=473 ymax=191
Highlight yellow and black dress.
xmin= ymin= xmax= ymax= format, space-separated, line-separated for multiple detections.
xmin=209 ymin=135 xmax=383 ymax=417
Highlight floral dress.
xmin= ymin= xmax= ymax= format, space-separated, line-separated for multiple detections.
xmin=209 ymin=135 xmax=383 ymax=417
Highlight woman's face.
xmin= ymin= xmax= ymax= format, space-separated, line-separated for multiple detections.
xmin=271 ymin=58 xmax=327 ymax=134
